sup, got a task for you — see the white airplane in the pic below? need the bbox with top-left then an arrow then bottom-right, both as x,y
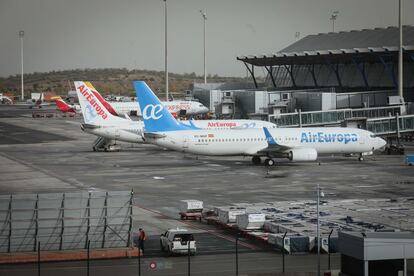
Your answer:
81,82 -> 209,117
108,100 -> 209,117
134,80 -> 387,165
26,93 -> 53,109
74,81 -> 277,151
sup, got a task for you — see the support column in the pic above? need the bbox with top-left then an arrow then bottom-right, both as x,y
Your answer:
326,60 -> 343,91
127,190 -> 133,247
364,260 -> 369,276
59,193 -> 65,250
85,192 -> 91,249
34,194 -> 39,251
377,54 -> 398,89
307,64 -> 319,87
284,64 -> 297,87
243,62 -> 258,88
352,57 -> 369,88
7,195 -> 12,253
264,66 -> 277,88
102,192 -> 108,248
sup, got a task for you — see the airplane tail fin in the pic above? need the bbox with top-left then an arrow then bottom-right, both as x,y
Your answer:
55,99 -> 73,113
75,81 -> 126,125
84,82 -> 119,116
133,81 -> 197,132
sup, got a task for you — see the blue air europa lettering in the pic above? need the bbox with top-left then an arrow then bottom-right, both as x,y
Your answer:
301,132 -> 358,144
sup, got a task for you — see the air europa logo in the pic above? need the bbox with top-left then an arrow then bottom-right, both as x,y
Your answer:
78,85 -> 108,120
143,104 -> 163,120
301,132 -> 358,144
207,122 -> 237,128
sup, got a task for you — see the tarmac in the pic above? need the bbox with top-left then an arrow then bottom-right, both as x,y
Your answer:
0,105 -> 413,275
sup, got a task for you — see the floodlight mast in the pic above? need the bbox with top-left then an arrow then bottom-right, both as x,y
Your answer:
163,0 -> 168,101
19,30 -> 25,100
330,11 -> 339,32
398,0 -> 404,101
200,10 -> 207,84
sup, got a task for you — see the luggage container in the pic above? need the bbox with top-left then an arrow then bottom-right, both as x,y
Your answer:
236,213 -> 266,230
218,207 -> 246,224
263,220 -> 296,234
268,233 -> 311,253
179,200 -> 203,220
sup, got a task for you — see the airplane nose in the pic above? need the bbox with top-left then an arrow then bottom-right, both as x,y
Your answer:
378,138 -> 387,149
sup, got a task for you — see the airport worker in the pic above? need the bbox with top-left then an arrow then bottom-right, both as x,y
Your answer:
138,228 -> 146,253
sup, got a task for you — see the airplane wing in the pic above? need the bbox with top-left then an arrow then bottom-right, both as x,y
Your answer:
255,127 -> 292,155
143,132 -> 166,139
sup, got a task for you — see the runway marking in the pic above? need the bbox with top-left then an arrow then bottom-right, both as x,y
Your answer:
134,203 -> 259,250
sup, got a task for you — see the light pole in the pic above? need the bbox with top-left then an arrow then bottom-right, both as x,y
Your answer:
163,0 -> 168,101
200,10 -> 207,84
398,0 -> 404,101
19,30 -> 24,100
316,184 -> 324,276
329,11 -> 339,32
294,32 -> 300,41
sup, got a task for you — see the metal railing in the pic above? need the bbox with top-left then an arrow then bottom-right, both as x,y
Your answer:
367,115 -> 414,135
0,191 -> 133,253
269,106 -> 404,127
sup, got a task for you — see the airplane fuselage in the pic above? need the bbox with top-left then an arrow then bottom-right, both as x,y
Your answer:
109,100 -> 208,116
82,119 -> 277,144
145,127 -> 385,157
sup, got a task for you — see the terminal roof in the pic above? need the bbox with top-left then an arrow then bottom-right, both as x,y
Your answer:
237,26 -> 414,66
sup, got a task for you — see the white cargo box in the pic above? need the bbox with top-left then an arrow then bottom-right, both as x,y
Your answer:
179,200 -> 203,213
218,208 -> 246,224
264,221 -> 295,234
268,233 -> 312,253
236,213 -> 266,230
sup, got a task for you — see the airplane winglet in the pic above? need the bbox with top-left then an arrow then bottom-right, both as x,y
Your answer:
263,127 -> 277,145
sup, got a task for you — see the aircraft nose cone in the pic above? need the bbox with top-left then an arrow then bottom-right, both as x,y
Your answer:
378,138 -> 387,149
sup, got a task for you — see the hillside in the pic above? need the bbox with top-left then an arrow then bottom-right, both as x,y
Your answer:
0,68 -> 253,98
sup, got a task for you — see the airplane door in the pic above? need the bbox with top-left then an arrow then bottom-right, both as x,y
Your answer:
114,129 -> 120,140
359,134 -> 365,144
183,136 -> 190,150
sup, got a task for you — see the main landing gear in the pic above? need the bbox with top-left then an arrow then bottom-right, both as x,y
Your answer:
251,156 -> 275,166
252,156 -> 261,165
358,154 -> 364,162
264,158 -> 275,166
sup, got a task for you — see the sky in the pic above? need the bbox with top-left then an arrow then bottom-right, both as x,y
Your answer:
0,0 -> 413,78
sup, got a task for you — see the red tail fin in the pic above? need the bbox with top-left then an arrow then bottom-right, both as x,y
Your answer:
55,99 -> 75,113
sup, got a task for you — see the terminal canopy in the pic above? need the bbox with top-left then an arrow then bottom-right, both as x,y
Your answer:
237,26 -> 414,94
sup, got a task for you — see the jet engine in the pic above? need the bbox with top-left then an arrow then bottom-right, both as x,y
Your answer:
288,148 -> 318,161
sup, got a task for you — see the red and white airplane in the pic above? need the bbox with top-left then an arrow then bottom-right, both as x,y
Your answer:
54,98 -> 81,113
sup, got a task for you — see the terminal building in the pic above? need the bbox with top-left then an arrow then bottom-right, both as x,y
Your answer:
192,26 -> 414,138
